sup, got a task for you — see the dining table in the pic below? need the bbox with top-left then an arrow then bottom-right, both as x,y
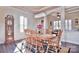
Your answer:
25,33 -> 60,52
24,29 -> 63,53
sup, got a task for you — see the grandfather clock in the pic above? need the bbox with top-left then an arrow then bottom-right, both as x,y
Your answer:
5,15 -> 14,44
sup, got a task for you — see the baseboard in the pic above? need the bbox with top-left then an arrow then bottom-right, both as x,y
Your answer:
61,40 -> 79,45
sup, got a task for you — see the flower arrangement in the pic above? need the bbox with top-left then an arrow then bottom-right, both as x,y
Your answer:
37,24 -> 43,29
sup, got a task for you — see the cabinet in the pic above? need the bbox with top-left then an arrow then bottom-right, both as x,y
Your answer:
5,15 -> 14,44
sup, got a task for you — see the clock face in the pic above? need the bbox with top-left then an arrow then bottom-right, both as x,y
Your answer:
7,20 -> 12,25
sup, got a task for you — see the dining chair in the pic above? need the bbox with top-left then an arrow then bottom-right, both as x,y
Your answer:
47,36 -> 61,53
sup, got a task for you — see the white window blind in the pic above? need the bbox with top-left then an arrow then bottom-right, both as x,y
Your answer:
24,17 -> 27,29
20,16 -> 24,32
20,16 -> 27,32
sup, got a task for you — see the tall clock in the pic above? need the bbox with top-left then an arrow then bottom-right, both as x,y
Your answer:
5,15 -> 14,44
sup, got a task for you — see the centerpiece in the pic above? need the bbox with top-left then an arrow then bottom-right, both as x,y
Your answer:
37,24 -> 43,34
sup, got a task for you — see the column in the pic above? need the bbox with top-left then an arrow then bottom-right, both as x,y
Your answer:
60,6 -> 65,30
60,6 -> 65,46
43,13 -> 47,34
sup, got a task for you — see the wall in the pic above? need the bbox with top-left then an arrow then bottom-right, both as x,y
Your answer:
47,14 -> 55,29
62,12 -> 79,45
61,31 -> 79,45
0,7 -> 34,44
66,12 -> 79,30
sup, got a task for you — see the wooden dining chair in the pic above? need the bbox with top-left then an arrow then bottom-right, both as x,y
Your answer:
36,36 -> 43,53
47,36 -> 61,53
24,29 -> 37,49
59,47 -> 71,53
46,29 -> 53,34
30,30 -> 37,34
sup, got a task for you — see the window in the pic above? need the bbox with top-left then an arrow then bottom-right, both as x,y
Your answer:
54,20 -> 61,30
24,17 -> 27,29
20,16 -> 27,32
53,19 -> 72,30
65,20 -> 72,31
65,20 -> 68,30
20,16 -> 24,32
69,20 -> 72,30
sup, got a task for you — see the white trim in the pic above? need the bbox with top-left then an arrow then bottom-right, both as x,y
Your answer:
34,12 -> 46,18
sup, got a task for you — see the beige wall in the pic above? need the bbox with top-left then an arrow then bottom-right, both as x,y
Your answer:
65,12 -> 79,19
65,12 -> 79,30
0,7 -> 34,44
47,14 -> 58,30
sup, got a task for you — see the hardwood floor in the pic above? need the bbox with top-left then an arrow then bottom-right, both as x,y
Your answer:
61,42 -> 79,53
0,39 -> 79,53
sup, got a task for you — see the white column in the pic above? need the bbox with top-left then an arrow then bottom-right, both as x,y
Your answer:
43,13 -> 47,34
60,6 -> 65,46
60,6 -> 65,30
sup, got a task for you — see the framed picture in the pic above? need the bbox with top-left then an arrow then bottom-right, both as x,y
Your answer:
75,18 -> 79,25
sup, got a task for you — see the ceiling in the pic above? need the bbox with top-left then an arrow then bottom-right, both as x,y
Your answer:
65,6 -> 79,14
12,6 -> 58,14
11,6 -> 79,16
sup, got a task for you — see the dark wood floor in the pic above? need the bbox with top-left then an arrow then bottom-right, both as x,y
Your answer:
0,39 -> 79,53
61,42 -> 79,53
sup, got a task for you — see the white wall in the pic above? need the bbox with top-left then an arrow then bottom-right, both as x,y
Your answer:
0,7 -> 34,44
63,11 -> 79,45
61,31 -> 79,45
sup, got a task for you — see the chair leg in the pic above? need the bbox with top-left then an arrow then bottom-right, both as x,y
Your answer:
68,48 -> 71,53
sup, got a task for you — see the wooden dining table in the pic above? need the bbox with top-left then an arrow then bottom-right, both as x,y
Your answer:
24,29 -> 63,52
25,33 -> 62,53
26,34 -> 58,47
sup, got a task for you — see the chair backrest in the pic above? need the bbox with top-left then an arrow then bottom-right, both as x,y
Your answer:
30,30 -> 37,34
48,36 -> 60,48
57,30 -> 63,38
59,47 -> 70,53
24,29 -> 37,34
46,29 -> 53,34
